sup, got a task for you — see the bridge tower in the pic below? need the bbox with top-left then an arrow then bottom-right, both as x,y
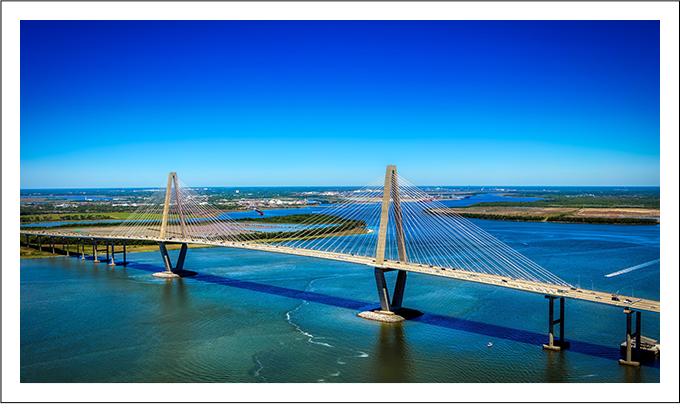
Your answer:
360,165 -> 419,322
153,172 -> 196,278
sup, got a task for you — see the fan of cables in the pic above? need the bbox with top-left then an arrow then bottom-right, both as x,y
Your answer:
110,172 -> 570,287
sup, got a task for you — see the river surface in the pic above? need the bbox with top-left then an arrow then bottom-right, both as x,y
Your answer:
20,205 -> 660,383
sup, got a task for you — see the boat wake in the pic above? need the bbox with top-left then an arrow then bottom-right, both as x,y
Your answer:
604,259 -> 660,278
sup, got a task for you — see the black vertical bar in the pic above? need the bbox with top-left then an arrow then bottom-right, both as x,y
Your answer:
559,297 -> 565,343
374,268 -> 391,312
635,311 -> 642,359
123,240 -> 127,265
391,270 -> 407,310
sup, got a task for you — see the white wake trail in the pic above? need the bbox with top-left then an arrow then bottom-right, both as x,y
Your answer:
604,259 -> 660,278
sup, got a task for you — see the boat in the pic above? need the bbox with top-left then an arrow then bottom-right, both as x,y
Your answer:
488,342 -> 493,348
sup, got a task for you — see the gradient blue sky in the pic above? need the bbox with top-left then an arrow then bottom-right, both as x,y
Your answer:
20,20 -> 660,188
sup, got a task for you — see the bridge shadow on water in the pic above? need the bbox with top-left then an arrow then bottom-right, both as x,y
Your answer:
125,261 -> 659,369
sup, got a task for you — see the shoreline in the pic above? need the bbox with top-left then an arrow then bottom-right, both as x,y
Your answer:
426,206 -> 661,225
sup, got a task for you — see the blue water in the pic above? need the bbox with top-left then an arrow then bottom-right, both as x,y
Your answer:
20,217 -> 660,383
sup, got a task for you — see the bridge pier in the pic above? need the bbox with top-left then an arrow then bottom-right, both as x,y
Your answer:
108,240 -> 116,266
542,296 -> 569,351
358,268 -> 420,323
374,268 -> 408,313
619,309 -> 642,367
51,237 -> 55,254
93,239 -> 100,263
109,240 -> 128,266
152,242 -> 196,278
65,238 -> 70,258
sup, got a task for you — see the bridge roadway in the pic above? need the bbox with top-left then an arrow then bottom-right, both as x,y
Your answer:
21,229 -> 661,314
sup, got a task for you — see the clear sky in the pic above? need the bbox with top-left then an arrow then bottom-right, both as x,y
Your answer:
20,20 -> 660,188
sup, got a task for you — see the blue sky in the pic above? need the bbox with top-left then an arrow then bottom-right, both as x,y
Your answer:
20,20 -> 660,188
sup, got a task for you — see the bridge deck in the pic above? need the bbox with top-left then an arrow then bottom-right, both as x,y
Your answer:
20,229 -> 660,313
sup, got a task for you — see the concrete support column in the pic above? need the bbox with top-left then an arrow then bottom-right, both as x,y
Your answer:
619,309 -> 641,366
159,242 -> 189,272
153,242 -> 194,278
109,240 -> 116,266
374,268 -> 392,312
123,240 -> 127,266
359,266 -> 418,323
542,296 -> 569,351
391,270 -> 408,311
51,237 -> 55,254
81,239 -> 85,260
106,240 -> 110,262
93,239 -> 100,263
38,236 -> 41,251
373,268 -> 408,313
66,238 -> 70,258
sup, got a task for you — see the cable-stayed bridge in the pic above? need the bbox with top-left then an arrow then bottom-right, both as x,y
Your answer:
20,166 -> 660,366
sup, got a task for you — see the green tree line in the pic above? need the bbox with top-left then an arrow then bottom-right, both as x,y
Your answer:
20,214 -> 120,223
472,195 -> 659,209
426,209 -> 658,225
